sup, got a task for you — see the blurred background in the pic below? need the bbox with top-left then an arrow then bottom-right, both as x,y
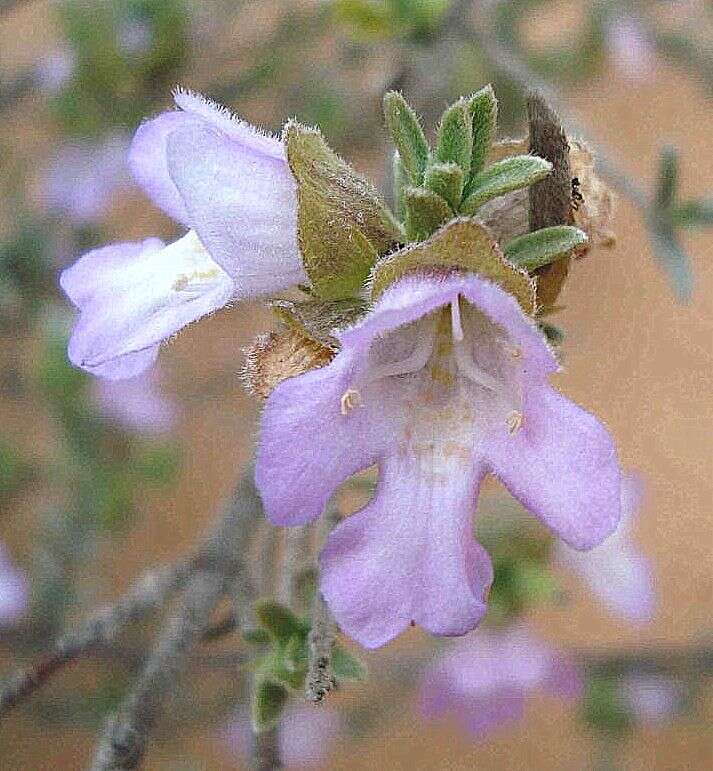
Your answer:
0,0 -> 711,768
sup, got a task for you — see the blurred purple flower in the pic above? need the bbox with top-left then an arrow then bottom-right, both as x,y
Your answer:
557,474 -> 655,622
35,45 -> 76,94
60,89 -> 304,380
90,368 -> 177,435
224,705 -> 340,768
39,133 -> 132,225
420,626 -> 581,737
117,18 -> 153,56
620,673 -> 682,724
256,272 -> 623,648
606,16 -> 656,83
0,543 -> 28,625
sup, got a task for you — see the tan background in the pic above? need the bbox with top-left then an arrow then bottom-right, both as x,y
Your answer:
0,1 -> 711,769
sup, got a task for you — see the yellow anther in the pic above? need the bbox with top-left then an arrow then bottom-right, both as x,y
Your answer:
510,346 -> 522,359
340,388 -> 362,415
506,410 -> 523,435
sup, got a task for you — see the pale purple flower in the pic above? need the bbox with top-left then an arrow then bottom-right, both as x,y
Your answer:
620,674 -> 682,724
557,474 -> 654,622
256,272 -> 622,648
60,89 -> 304,380
91,368 -> 177,435
224,705 -> 340,768
606,16 -> 656,83
0,543 -> 29,625
117,18 -> 153,56
420,626 -> 581,737
40,133 -> 131,225
35,46 -> 76,94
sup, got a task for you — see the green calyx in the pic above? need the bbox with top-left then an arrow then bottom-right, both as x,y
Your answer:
370,218 -> 536,315
284,120 -> 403,301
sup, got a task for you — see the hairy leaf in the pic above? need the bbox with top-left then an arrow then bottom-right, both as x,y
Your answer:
462,155 -> 552,215
383,91 -> 429,185
504,226 -> 587,271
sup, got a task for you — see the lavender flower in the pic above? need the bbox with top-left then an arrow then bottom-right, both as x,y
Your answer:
91,368 -> 177,435
60,89 -> 305,379
224,705 -> 340,767
420,626 -> 581,737
620,674 -> 682,724
557,474 -> 654,621
35,45 -> 76,94
256,272 -> 622,648
606,16 -> 655,83
0,543 -> 28,625
39,133 -> 131,226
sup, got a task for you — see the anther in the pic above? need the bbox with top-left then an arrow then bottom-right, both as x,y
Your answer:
509,346 -> 522,359
506,410 -> 523,434
340,388 -> 362,415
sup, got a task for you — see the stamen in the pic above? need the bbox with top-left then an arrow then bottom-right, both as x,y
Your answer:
340,388 -> 362,415
453,341 -> 500,393
506,410 -> 523,434
509,346 -> 522,359
450,298 -> 464,342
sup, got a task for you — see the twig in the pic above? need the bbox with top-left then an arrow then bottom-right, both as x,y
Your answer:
305,508 -> 340,703
0,560 -> 193,717
472,0 -> 649,209
252,725 -> 282,771
89,472 -> 262,770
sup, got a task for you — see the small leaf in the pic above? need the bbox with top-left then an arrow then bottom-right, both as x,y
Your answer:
404,186 -> 453,241
647,216 -> 693,302
435,98 -> 472,178
254,600 -> 306,643
654,145 -> 679,211
285,121 -> 403,300
423,161 -> 464,211
467,84 -> 498,180
332,645 -> 366,681
370,218 -> 536,314
538,321 -> 565,346
503,226 -> 587,271
671,198 -> 713,227
462,155 -> 552,214
383,91 -> 429,185
242,628 -> 271,645
392,151 -> 408,221
252,677 -> 289,732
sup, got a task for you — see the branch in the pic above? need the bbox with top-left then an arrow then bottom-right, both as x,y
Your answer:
472,0 -> 649,209
90,473 -> 262,770
305,507 -> 339,703
0,559 -> 193,716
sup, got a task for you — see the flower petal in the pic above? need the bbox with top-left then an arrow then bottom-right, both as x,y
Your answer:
166,124 -> 305,295
319,458 -> 492,648
483,384 -> 622,549
255,353 -> 387,526
557,473 -> 654,622
129,111 -> 199,226
60,232 -> 234,379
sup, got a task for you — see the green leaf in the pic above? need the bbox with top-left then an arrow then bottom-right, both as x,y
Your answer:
252,677 -> 289,732
242,628 -> 271,645
671,198 -> 713,227
647,216 -> 693,302
392,151 -> 408,221
467,84 -> 498,179
332,645 -> 366,681
654,145 -> 679,211
503,226 -> 588,271
435,98 -> 472,178
404,186 -> 453,241
538,321 -> 565,347
285,121 -> 403,300
383,91 -> 429,185
581,674 -> 632,738
370,218 -> 535,314
423,162 -> 464,211
254,600 -> 306,643
462,155 -> 552,214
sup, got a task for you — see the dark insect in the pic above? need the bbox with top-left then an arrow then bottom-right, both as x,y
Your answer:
571,176 -> 584,211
